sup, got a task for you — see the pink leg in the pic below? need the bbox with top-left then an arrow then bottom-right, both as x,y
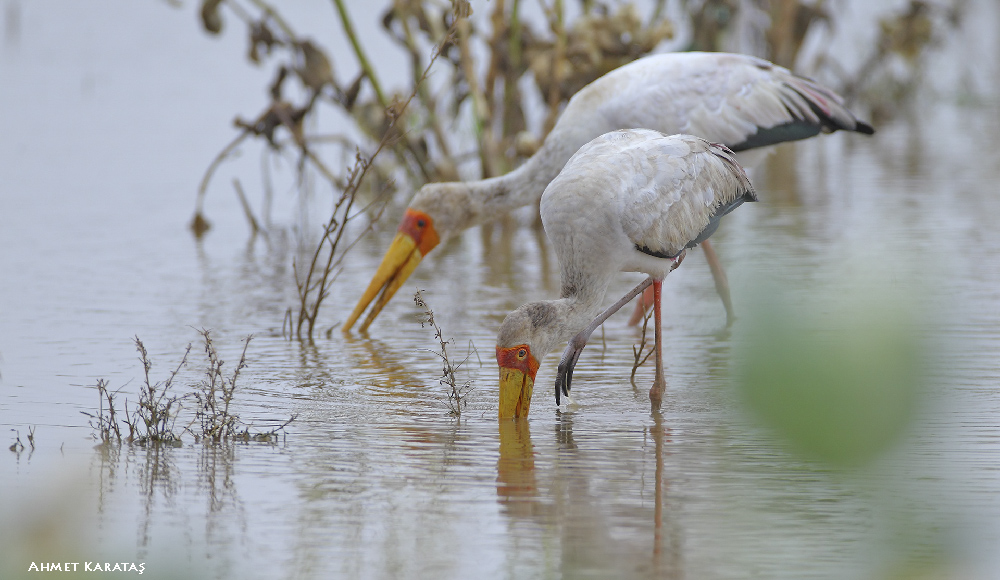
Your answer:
701,240 -> 736,327
649,278 -> 666,411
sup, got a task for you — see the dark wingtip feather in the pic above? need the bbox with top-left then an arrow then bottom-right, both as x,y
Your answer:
855,120 -> 876,135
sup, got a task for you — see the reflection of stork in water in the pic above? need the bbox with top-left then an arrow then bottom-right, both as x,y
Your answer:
496,419 -> 540,519
495,414 -> 679,574
496,131 -> 756,417
344,51 -> 874,333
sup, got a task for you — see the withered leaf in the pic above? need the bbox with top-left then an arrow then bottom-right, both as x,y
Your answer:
295,40 -> 335,93
200,0 -> 223,35
248,20 -> 281,64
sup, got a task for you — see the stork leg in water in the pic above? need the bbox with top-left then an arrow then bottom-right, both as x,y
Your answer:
650,278 -> 666,410
628,240 -> 734,328
557,253 -> 685,413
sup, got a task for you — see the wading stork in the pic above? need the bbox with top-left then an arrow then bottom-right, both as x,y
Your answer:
496,130 -> 756,418
344,51 -> 871,333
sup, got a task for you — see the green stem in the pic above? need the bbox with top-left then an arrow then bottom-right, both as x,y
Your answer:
503,0 -> 522,141
543,0 -> 566,137
331,0 -> 388,108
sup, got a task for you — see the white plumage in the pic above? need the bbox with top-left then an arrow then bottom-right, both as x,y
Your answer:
346,51 -> 871,332
496,130 -> 756,418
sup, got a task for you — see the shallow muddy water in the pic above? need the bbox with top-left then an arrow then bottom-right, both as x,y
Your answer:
3,1 -> 1000,579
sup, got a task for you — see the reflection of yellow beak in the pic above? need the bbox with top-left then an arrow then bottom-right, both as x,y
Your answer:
499,367 -> 534,419
343,232 -> 423,332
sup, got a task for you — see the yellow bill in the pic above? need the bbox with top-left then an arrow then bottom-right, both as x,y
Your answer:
497,345 -> 539,419
343,209 -> 440,332
499,367 -> 534,419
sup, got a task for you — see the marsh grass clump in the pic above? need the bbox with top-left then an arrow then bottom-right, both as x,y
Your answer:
82,339 -> 189,446
84,379 -> 123,444
192,329 -> 297,443
85,332 -> 294,446
192,329 -> 247,442
413,290 -> 477,416
132,337 -> 189,446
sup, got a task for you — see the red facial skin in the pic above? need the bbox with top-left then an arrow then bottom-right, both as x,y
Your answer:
397,208 -> 440,256
496,345 -> 540,379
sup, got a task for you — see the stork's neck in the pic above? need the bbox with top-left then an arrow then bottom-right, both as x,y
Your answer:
535,273 -> 616,359
416,126 -> 587,238
475,131 -> 581,221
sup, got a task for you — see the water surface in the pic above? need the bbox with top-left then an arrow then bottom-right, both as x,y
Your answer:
2,1 -> 1000,578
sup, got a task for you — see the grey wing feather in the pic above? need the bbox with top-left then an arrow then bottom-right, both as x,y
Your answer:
618,134 -> 755,258
572,53 -> 873,155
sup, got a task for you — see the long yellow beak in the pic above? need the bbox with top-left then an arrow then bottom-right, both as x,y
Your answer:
343,232 -> 422,332
499,367 -> 534,419
343,209 -> 439,333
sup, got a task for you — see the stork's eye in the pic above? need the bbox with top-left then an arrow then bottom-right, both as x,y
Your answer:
517,348 -> 527,359
417,219 -> 426,228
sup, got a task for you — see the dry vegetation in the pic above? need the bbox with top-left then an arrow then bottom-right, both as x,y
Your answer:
84,332 -> 295,446
413,290 -> 478,416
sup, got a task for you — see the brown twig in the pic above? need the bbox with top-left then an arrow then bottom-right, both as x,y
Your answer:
232,179 -> 263,236
292,27 -> 456,339
630,309 -> 655,388
192,130 -> 250,234
243,0 -> 297,39
413,289 -> 476,416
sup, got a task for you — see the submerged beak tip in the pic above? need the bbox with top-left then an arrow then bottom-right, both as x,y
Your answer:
498,366 -> 534,420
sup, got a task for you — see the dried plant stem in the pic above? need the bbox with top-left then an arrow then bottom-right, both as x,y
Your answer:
651,0 -> 666,23
413,290 -> 476,416
135,337 -> 189,444
630,309 -> 655,388
294,158 -> 372,339
81,380 -> 118,443
332,0 -> 435,181
243,0 -> 297,39
397,16 -> 454,176
293,29 -> 454,339
232,179 -> 263,236
483,0 -> 505,148
87,333 -> 294,445
194,131 -> 250,227
195,330 -> 250,441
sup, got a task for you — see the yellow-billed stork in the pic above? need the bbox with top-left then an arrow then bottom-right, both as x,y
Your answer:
345,51 -> 870,332
496,130 -> 756,418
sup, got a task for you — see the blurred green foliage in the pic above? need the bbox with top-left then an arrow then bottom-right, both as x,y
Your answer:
735,269 -> 925,466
